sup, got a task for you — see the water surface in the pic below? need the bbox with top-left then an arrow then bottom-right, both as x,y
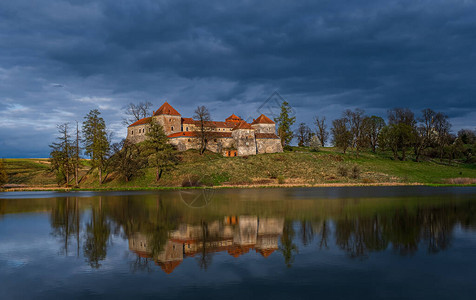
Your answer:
1,187 -> 476,299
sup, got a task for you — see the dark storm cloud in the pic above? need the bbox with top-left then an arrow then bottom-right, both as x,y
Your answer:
1,0 -> 476,157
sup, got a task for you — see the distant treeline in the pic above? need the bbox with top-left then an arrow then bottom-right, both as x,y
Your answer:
280,105 -> 475,163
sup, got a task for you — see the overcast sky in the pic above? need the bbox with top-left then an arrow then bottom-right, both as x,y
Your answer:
1,0 -> 476,157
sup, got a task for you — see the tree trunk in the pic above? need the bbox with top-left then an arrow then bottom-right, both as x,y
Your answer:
156,166 -> 160,182
99,168 -> 102,184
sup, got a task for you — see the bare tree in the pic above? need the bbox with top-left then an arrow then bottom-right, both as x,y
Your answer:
295,123 -> 313,147
314,116 -> 329,146
344,109 -> 366,155
122,101 -> 154,125
193,106 -> 214,154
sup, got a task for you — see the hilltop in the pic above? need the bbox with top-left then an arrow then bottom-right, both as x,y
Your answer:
2,147 -> 476,191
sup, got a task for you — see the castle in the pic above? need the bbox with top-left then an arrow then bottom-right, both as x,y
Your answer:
126,102 -> 283,156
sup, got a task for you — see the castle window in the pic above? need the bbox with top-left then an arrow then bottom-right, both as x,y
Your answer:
131,130 -> 134,135
171,126 -> 174,131
186,127 -> 189,131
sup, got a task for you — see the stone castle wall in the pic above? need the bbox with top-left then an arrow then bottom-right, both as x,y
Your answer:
256,138 -> 283,154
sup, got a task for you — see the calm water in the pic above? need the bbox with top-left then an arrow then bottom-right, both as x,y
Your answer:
1,187 -> 476,299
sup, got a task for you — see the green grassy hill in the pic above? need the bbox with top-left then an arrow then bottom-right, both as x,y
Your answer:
2,147 -> 476,190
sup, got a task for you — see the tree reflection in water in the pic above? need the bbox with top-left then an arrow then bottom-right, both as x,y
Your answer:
43,192 -> 476,272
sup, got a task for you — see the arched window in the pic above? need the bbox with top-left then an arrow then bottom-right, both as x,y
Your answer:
131,130 -> 134,135
171,126 -> 174,131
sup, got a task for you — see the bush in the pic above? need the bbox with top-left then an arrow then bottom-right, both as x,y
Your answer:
277,175 -> 286,184
351,165 -> 361,179
268,170 -> 278,179
310,136 -> 320,152
337,165 -> 348,177
283,145 -> 294,152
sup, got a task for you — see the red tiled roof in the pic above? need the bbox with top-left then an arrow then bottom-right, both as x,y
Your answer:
168,132 -> 197,138
181,117 -> 195,124
225,114 -> 243,123
128,117 -> 152,127
232,120 -> 253,130
255,133 -> 279,139
153,102 -> 181,116
251,114 -> 275,125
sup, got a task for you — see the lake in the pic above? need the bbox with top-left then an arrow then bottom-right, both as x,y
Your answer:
1,187 -> 476,299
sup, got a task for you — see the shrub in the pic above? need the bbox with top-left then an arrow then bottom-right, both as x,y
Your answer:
337,165 -> 348,177
268,170 -> 278,179
309,136 -> 320,152
277,175 -> 286,184
351,165 -> 361,179
283,145 -> 293,152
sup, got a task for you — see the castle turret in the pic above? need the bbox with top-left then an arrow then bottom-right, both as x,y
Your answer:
251,114 -> 276,134
152,102 -> 182,135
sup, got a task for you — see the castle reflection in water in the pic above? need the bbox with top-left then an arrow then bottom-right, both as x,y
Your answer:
129,216 -> 284,274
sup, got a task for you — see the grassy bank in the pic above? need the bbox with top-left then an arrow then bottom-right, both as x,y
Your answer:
2,147 -> 476,191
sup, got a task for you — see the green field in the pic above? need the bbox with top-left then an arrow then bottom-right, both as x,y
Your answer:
2,147 -> 476,190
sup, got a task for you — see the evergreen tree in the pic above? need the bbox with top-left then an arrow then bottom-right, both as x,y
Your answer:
49,123 -> 74,185
143,120 -> 178,181
82,109 -> 110,184
274,101 -> 296,148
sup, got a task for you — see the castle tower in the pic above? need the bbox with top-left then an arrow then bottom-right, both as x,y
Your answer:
232,121 -> 257,156
152,102 -> 182,135
225,114 -> 243,124
251,114 -> 276,133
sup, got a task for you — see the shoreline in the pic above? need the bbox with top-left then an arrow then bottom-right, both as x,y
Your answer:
1,182 -> 476,193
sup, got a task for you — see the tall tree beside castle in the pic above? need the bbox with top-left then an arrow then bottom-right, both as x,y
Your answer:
82,109 -> 110,184
49,123 -> 74,185
193,106 -> 213,154
275,101 -> 296,148
0,159 -> 8,186
143,120 -> 177,181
